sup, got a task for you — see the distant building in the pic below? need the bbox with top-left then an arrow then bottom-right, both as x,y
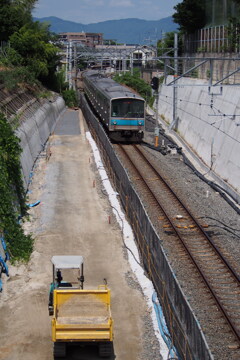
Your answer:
132,45 -> 156,66
58,32 -> 87,45
86,33 -> 103,47
95,44 -> 157,68
58,32 -> 103,47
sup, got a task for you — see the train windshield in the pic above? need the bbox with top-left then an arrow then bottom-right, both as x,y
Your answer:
111,99 -> 144,118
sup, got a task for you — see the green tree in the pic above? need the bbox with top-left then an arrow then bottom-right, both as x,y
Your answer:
0,0 -> 37,42
173,0 -> 206,34
9,21 -> 60,80
158,32 -> 174,56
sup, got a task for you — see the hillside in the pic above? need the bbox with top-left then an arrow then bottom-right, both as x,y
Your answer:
34,16 -> 178,44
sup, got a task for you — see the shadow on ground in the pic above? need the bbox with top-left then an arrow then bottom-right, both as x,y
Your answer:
55,343 -> 116,360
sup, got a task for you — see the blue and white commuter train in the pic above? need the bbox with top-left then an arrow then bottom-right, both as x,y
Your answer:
83,71 -> 145,142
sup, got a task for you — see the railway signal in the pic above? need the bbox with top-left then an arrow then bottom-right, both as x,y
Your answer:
151,77 -> 160,147
151,77 -> 159,90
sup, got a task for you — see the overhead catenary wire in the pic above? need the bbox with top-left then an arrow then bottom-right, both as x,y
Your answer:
147,102 -> 240,213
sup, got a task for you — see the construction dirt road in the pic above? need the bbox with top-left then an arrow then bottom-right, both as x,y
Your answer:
0,109 -> 161,360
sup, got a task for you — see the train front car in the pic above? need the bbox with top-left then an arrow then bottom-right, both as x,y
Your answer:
83,71 -> 145,143
110,94 -> 145,142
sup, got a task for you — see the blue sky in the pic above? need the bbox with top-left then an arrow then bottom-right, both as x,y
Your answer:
33,0 -> 180,24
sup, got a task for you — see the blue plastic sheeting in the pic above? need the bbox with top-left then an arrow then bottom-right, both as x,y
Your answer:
0,256 -> 9,276
27,200 -> 41,207
0,236 -> 9,260
0,236 -> 10,292
152,292 -> 181,360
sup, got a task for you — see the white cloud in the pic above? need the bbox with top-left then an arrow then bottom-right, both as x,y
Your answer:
109,0 -> 134,8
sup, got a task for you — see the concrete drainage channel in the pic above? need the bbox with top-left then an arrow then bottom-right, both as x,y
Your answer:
79,93 -> 213,360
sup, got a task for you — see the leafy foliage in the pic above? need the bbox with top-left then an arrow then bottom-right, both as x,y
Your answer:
157,31 -> 183,57
0,0 -> 36,42
0,67 -> 37,90
9,22 -> 60,80
62,89 -> 78,108
0,3 -> 61,91
113,70 -> 154,106
158,32 -> 175,57
0,113 -> 33,261
226,17 -> 240,52
173,0 -> 206,34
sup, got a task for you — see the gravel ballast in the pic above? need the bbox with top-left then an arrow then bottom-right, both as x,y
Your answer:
121,117 -> 240,360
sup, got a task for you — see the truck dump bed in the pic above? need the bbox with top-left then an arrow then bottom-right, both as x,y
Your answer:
52,288 -> 113,342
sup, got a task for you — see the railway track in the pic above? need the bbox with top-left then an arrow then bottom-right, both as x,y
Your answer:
115,143 -> 240,347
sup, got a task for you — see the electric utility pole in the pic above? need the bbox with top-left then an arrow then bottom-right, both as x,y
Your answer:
170,33 -> 178,129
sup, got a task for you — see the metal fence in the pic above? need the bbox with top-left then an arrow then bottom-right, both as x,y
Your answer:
184,26 -> 228,53
184,24 -> 240,54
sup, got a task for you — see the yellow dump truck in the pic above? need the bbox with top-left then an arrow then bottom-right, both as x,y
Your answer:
49,256 -> 113,358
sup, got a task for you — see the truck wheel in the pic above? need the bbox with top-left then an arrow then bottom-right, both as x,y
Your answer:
99,342 -> 113,358
48,306 -> 54,316
53,342 -> 66,358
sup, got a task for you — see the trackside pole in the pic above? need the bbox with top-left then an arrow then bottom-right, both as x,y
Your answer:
155,90 -> 159,147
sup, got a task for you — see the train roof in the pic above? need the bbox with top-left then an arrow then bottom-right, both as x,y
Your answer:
83,71 -> 144,101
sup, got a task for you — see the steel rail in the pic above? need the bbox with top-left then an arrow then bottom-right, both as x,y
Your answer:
117,143 -> 240,344
134,144 -> 240,284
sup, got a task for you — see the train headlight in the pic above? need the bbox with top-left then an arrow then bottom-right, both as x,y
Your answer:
113,121 -> 117,125
138,121 -> 142,125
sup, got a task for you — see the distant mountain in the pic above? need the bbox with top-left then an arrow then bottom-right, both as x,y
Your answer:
34,16 -> 178,44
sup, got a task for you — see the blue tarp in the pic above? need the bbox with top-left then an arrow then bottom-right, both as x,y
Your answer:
152,291 -> 181,359
0,235 -> 10,292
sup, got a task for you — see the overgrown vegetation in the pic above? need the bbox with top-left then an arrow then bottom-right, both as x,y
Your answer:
113,69 -> 154,107
0,0 -> 62,92
0,0 -> 61,262
62,89 -> 78,108
0,66 -> 37,90
0,113 -> 33,262
226,17 -> 240,52
157,31 -> 183,57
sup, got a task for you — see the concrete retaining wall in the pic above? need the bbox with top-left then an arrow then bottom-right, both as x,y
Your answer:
157,76 -> 240,199
16,96 -> 65,187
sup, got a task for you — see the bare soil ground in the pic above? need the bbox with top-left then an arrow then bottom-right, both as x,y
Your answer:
0,109 -> 160,360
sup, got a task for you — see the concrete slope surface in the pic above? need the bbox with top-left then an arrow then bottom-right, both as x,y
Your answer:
0,109 -> 161,360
